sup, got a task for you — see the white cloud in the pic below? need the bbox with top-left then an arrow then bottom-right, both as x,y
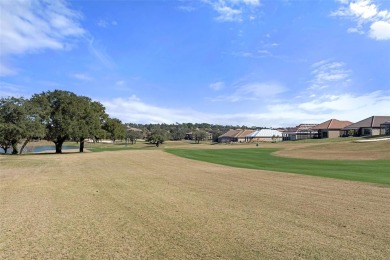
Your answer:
102,95 -> 209,124
100,90 -> 390,127
97,20 -> 108,28
71,73 -> 92,81
0,0 -> 85,76
0,63 -> 17,77
369,20 -> 390,40
215,5 -> 243,22
209,81 -> 225,91
116,80 -> 126,86
203,0 -> 260,22
178,5 -> 197,12
0,82 -> 28,98
86,37 -> 116,69
332,0 -> 390,40
309,60 -> 351,90
97,19 -> 118,28
211,81 -> 286,102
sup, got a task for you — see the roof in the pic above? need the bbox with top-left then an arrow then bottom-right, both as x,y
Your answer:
312,119 -> 353,130
343,116 -> 390,130
236,129 -> 255,138
219,129 -> 241,138
247,129 -> 283,137
283,124 -> 317,133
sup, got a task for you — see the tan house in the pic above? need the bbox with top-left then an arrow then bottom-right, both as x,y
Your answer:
343,116 -> 390,136
236,129 -> 255,142
312,119 -> 353,138
218,129 -> 254,143
380,121 -> 390,135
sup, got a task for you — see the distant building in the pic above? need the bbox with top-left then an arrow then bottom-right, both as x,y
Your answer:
380,121 -> 390,135
312,119 -> 353,138
343,116 -> 390,136
246,129 -> 283,142
218,129 -> 255,143
282,124 -> 318,141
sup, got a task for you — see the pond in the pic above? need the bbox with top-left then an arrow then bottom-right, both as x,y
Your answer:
1,146 -> 78,154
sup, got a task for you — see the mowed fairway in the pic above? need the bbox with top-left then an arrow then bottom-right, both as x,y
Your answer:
1,149 -> 390,259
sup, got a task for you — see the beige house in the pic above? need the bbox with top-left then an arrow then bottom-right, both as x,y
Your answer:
380,121 -> 390,135
218,129 -> 254,143
312,119 -> 353,138
343,116 -> 390,136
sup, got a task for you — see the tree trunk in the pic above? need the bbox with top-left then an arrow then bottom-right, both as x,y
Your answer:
20,139 -> 30,154
79,138 -> 85,153
11,141 -> 18,155
55,140 -> 64,154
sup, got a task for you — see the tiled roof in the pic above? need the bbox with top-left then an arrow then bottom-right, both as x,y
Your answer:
236,129 -> 255,138
343,116 -> 390,129
312,119 -> 352,130
219,129 -> 241,138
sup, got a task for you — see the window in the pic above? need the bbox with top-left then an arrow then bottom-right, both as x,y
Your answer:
363,128 -> 371,136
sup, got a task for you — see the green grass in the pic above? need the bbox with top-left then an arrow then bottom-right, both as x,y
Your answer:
166,148 -> 390,185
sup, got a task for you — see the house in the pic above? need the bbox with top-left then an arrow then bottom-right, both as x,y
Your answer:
311,119 -> 353,138
185,131 -> 213,141
282,124 -> 318,141
380,121 -> 390,135
218,129 -> 254,143
218,129 -> 241,143
236,129 -> 255,142
343,116 -> 390,136
246,129 -> 283,142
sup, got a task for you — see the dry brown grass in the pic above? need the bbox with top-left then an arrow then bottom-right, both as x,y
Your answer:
273,139 -> 390,160
1,149 -> 389,259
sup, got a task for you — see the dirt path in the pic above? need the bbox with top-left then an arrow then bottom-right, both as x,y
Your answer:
1,150 -> 389,259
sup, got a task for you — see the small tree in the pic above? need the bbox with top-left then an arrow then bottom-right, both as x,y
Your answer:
103,118 -> 126,143
193,130 -> 208,144
126,130 -> 143,144
71,98 -> 107,152
146,129 -> 167,147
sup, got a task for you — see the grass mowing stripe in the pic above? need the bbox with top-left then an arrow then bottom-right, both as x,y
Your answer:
166,148 -> 390,185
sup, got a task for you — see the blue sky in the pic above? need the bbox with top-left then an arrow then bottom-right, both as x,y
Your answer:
1,0 -> 389,127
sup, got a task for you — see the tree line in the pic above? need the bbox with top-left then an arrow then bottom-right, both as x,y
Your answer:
1,90 -> 258,154
0,90 -> 126,154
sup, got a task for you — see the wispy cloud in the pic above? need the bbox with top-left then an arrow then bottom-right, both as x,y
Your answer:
309,60 -> 351,90
0,63 -> 17,77
71,73 -> 93,81
101,90 -> 390,127
209,81 -> 225,91
332,0 -> 390,40
116,80 -> 126,87
85,36 -> 116,69
178,5 -> 197,12
102,95 -> 208,124
211,81 -> 286,102
0,82 -> 29,98
0,0 -> 85,76
203,0 -> 260,22
97,19 -> 118,28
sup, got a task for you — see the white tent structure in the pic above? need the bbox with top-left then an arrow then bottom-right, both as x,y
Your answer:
246,129 -> 283,142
